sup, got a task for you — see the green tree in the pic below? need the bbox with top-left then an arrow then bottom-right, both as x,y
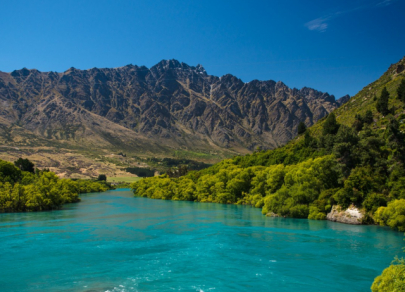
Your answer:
14,158 -> 35,173
0,157 -> 112,212
363,110 -> 374,125
398,79 -> 405,103
308,206 -> 326,220
374,199 -> 405,231
97,174 -> 107,181
304,131 -> 314,147
371,257 -> 405,292
352,114 -> 364,131
376,87 -> 390,116
0,160 -> 22,183
297,122 -> 307,135
385,118 -> 405,162
322,112 -> 340,135
340,166 -> 382,206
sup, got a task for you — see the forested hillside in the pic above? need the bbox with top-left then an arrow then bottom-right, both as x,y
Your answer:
132,57 -> 405,230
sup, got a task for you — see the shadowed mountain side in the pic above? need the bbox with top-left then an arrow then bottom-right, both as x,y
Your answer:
0,60 -> 349,158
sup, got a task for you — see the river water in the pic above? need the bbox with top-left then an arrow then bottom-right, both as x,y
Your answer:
0,189 -> 403,292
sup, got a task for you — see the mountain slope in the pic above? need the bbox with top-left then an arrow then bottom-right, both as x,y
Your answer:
132,56 -> 405,229
0,60 -> 348,159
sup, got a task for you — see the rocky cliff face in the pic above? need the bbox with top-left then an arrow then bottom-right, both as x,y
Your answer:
0,59 -> 349,156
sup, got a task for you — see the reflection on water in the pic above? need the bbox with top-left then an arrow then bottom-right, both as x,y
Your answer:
0,189 -> 403,292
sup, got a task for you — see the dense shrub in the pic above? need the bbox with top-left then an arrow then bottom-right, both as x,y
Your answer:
0,159 -> 112,212
374,199 -> 405,231
371,257 -> 405,292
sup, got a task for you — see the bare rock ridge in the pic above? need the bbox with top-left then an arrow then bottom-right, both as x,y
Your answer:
0,59 -> 350,156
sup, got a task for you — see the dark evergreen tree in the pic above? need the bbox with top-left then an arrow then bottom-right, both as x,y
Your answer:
14,158 -> 35,173
97,174 -> 107,181
376,87 -> 390,115
304,131 -> 314,147
385,118 -> 405,162
363,110 -> 374,125
297,122 -> 307,135
397,79 -> 405,103
0,160 -> 22,183
322,112 -> 340,135
353,114 -> 364,131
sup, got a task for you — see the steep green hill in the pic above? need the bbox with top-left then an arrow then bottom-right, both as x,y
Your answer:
132,56 -> 405,230
313,57 -> 405,135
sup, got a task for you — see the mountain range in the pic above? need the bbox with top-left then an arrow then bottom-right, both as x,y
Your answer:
0,59 -> 349,159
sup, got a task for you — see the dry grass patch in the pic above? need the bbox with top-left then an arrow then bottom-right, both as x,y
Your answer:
107,176 -> 142,183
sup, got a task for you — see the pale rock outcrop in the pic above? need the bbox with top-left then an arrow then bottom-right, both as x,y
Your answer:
265,212 -> 279,217
327,205 -> 364,225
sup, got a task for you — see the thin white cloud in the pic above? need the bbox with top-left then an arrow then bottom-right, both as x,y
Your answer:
305,17 -> 330,32
377,0 -> 394,6
305,0 -> 396,32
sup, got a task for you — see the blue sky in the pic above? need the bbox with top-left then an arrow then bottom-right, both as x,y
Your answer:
0,0 -> 404,98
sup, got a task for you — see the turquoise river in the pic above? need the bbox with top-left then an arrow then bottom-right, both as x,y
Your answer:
0,189 -> 403,292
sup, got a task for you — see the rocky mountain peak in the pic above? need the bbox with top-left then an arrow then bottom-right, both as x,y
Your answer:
10,68 -> 31,78
194,64 -> 207,75
153,59 -> 183,70
337,94 -> 351,106
0,59 -> 350,155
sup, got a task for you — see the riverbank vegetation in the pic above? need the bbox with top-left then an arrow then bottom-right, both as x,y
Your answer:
0,159 -> 113,212
372,256 -> 405,291
129,63 -> 405,290
132,62 -> 405,231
